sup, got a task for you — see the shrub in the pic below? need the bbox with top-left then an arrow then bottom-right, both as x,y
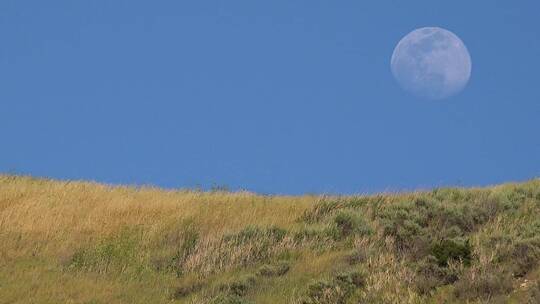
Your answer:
219,275 -> 257,297
376,202 -> 428,252
301,279 -> 345,304
300,270 -> 366,304
380,216 -> 428,255
424,190 -> 509,235
430,239 -> 472,267
334,211 -> 372,239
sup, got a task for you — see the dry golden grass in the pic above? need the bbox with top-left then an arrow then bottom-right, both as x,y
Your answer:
0,175 -> 316,255
1,174 -> 539,304
0,175 -> 324,303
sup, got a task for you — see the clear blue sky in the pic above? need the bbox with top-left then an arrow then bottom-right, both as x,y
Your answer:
1,1 -> 539,194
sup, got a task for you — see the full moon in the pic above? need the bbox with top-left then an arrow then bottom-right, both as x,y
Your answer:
391,27 -> 472,100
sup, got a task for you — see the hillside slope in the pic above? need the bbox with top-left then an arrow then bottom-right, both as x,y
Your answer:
1,175 -> 539,303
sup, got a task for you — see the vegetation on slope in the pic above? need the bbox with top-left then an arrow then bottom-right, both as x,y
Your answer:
1,175 -> 540,303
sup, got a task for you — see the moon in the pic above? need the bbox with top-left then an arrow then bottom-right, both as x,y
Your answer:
391,27 -> 472,100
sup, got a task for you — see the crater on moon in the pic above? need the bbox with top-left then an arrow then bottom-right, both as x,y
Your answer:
391,27 -> 472,100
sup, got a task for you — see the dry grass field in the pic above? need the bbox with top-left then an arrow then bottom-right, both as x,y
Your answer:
1,175 -> 539,303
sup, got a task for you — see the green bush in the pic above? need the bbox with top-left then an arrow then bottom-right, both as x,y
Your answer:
374,194 -> 501,260
380,216 -> 427,254
333,211 -> 372,239
300,270 -> 366,304
430,239 -> 472,267
219,275 -> 257,297
301,279 -> 345,304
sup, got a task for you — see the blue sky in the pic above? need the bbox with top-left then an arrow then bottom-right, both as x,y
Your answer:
1,1 -> 539,194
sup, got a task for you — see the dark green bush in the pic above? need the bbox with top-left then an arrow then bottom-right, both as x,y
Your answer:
430,239 -> 472,267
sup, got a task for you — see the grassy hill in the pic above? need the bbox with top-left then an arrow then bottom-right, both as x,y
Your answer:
1,175 -> 540,303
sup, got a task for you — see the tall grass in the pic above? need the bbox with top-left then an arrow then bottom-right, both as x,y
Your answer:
1,175 -> 539,303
